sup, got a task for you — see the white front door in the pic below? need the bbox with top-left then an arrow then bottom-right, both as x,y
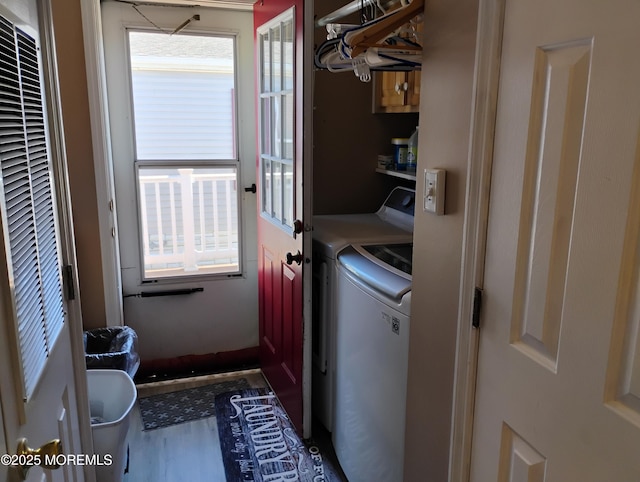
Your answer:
471,0 -> 640,479
0,0 -> 86,481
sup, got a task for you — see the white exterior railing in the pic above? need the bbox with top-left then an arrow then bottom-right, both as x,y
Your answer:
138,168 -> 239,276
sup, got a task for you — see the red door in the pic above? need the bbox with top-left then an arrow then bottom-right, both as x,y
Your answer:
254,0 -> 309,435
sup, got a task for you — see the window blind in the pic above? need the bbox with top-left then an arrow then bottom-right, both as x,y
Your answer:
0,14 -> 64,400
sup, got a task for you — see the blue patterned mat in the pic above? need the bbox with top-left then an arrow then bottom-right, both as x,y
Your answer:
138,378 -> 251,430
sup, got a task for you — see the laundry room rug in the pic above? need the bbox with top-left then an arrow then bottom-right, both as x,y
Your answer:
138,378 -> 250,430
215,387 -> 346,482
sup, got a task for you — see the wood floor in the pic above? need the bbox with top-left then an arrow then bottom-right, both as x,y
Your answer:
123,369 -> 268,482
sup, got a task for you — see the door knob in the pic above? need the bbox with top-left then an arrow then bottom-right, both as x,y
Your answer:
286,250 -> 303,265
15,438 -> 63,480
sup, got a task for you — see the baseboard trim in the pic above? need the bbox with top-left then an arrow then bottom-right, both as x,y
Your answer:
135,346 -> 260,383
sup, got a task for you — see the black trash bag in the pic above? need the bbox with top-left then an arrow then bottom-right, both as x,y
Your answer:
84,326 -> 140,377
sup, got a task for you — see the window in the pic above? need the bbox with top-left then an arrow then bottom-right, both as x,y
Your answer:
258,13 -> 294,229
127,31 -> 240,278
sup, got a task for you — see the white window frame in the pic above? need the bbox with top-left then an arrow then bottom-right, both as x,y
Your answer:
135,161 -> 242,279
124,27 -> 244,282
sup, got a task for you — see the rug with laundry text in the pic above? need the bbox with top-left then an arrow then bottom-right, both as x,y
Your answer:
215,387 -> 346,482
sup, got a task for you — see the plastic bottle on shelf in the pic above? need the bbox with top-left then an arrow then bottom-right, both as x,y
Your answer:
407,126 -> 419,171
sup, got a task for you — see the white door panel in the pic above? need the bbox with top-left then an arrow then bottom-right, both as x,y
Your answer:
472,0 -> 640,479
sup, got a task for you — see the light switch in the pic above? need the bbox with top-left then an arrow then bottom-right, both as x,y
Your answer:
423,169 -> 446,215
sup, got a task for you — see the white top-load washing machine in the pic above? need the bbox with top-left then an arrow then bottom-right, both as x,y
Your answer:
312,187 -> 415,432
333,242 -> 412,482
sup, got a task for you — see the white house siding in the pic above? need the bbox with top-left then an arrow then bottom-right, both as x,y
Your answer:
131,70 -> 236,160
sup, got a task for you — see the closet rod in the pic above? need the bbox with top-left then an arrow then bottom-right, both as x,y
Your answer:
315,0 -> 398,27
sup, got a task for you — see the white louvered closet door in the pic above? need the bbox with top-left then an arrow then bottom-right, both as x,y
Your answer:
0,2 -> 85,480
0,14 -> 64,400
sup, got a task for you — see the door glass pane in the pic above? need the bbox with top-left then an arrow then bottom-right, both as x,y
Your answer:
261,97 -> 271,156
261,31 -> 270,93
128,31 -> 236,160
263,158 -> 272,216
272,161 -> 283,221
283,18 -> 294,90
284,93 -> 294,160
138,165 -> 239,278
271,25 -> 281,92
272,93 -> 282,158
283,162 -> 293,227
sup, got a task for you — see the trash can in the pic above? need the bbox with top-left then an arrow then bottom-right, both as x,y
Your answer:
84,327 -> 140,378
87,369 -> 137,482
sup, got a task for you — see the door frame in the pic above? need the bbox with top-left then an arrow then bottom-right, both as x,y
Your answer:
79,3 -> 269,332
301,0 -> 313,439
78,0 -> 123,328
448,0 -> 505,480
39,1 -> 96,477
81,0 -> 313,437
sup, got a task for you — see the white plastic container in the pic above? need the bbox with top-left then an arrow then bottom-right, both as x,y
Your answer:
87,369 -> 137,482
391,138 -> 409,171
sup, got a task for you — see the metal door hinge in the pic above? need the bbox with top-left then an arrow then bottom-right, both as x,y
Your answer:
472,287 -> 483,329
63,265 -> 75,301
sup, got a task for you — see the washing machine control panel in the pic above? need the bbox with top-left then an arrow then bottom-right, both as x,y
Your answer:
381,187 -> 416,216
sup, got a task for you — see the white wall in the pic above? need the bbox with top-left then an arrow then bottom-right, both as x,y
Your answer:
51,0 -> 109,329
404,0 -> 479,479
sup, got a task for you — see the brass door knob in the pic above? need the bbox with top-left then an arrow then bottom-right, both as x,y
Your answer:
15,438 -> 63,480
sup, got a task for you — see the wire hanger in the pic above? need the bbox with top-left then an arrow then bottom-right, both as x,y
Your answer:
314,0 -> 423,82
315,0 -> 398,27
344,0 -> 424,57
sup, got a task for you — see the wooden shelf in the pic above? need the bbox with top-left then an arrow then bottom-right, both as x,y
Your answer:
376,167 -> 417,181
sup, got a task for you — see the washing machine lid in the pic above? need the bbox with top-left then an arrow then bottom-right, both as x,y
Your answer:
313,214 -> 412,259
312,187 -> 416,259
337,244 -> 412,301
